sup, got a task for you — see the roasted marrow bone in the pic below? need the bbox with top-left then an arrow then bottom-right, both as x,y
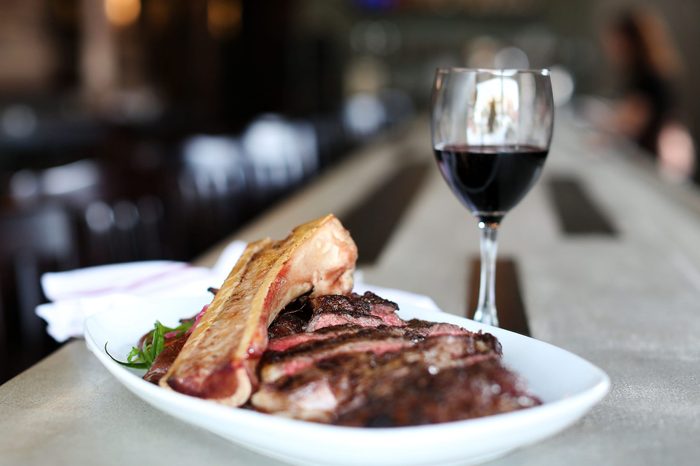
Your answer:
161,214 -> 358,406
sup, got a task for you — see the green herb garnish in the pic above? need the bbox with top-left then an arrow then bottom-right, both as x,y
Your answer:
105,319 -> 194,370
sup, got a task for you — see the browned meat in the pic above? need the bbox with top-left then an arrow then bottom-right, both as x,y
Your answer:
266,318 -> 485,353
143,332 -> 190,384
251,333 -> 513,422
335,359 -> 541,427
267,295 -> 312,340
267,312 -> 309,340
260,323 -> 499,383
306,292 -> 405,331
161,214 -> 358,406
267,325 -> 362,352
306,311 -> 385,331
403,318 -> 493,338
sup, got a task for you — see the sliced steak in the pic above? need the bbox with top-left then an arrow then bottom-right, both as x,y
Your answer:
267,295 -> 312,340
267,324 -> 361,352
266,318 -> 488,353
335,360 -> 541,427
267,312 -> 308,340
306,310 -> 385,331
261,324 -> 499,383
306,292 -> 404,331
251,334 -> 506,422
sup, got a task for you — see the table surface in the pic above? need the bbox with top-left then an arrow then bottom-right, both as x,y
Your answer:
2,110 -> 700,466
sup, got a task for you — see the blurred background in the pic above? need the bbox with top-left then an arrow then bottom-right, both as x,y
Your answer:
1,0 -> 698,382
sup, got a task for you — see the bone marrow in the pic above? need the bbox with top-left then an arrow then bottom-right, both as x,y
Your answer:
160,214 -> 357,406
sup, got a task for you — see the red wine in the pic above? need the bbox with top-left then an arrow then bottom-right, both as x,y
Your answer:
434,144 -> 547,222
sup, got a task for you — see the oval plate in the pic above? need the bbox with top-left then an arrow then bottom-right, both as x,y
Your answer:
85,291 -> 609,466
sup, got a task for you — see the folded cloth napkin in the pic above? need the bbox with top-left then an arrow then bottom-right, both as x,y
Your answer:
36,241 -> 247,342
36,240 -> 441,342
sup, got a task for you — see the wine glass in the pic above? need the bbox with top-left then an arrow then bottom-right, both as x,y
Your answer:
431,68 -> 553,327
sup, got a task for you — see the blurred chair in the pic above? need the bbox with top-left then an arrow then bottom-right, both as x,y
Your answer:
242,115 -> 319,201
81,196 -> 167,264
9,159 -> 101,210
8,159 -> 169,266
174,135 -> 251,255
0,204 -> 77,382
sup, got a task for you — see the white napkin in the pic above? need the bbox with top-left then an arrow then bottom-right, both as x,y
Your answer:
36,241 -> 247,342
36,240 -> 441,342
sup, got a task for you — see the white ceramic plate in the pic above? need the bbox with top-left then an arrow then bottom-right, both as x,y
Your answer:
84,292 -> 609,466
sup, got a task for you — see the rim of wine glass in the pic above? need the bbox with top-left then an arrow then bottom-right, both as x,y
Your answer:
435,67 -> 550,76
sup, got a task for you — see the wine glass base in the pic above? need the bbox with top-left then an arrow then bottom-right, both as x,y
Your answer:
472,308 -> 499,327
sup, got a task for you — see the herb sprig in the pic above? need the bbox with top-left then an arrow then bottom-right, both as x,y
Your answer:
105,319 -> 194,370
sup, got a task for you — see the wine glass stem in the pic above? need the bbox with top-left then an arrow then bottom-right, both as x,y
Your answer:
473,220 -> 499,327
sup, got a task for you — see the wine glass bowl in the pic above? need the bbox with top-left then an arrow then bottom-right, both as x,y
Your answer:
431,68 -> 553,326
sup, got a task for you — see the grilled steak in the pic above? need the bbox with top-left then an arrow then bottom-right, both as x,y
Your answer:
267,295 -> 311,340
306,292 -> 405,331
334,359 -> 540,427
250,288 -> 539,426
266,291 -> 409,352
267,317 -> 478,353
260,322 -> 499,383
161,214 -> 357,406
251,333 -> 525,423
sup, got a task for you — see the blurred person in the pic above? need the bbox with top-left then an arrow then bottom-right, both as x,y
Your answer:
601,8 -> 695,181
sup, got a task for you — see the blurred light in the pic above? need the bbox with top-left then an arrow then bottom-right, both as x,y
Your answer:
10,170 -> 39,200
343,93 -> 386,138
494,46 -> 529,69
242,115 -> 318,185
42,160 -> 100,195
85,202 -> 114,233
549,65 -> 575,107
104,0 -> 141,27
243,118 -> 293,167
184,136 -> 241,170
658,123 -> 696,183
183,135 -> 244,196
1,105 -> 37,138
207,0 -> 242,38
